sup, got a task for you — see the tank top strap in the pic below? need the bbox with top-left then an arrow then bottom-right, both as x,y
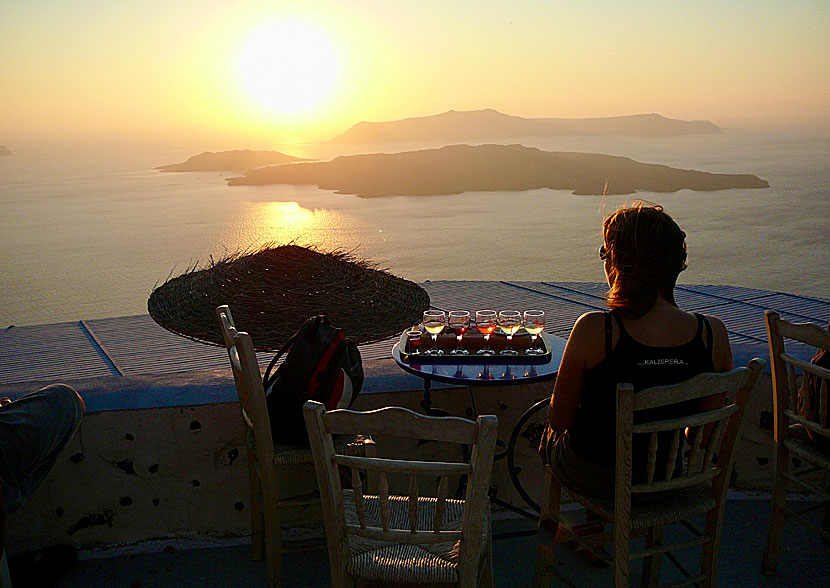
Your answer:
609,310 -> 630,339
693,313 -> 714,352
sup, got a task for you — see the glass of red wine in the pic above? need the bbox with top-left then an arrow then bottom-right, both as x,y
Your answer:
406,328 -> 422,355
448,310 -> 471,356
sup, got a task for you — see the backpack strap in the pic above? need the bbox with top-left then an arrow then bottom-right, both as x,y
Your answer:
307,331 -> 346,399
263,331 -> 299,390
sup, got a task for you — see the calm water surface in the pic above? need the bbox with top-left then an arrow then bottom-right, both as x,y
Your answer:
1,130 -> 828,326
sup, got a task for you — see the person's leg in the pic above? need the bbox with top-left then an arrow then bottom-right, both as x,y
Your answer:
0,384 -> 84,512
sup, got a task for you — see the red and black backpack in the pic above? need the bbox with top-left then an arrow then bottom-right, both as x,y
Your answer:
263,315 -> 364,445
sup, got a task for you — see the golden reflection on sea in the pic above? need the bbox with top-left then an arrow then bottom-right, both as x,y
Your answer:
226,200 -> 359,251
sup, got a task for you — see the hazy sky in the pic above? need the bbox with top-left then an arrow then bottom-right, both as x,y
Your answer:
2,0 -> 828,147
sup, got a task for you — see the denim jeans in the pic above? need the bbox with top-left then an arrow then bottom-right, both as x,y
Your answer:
0,384 -> 84,512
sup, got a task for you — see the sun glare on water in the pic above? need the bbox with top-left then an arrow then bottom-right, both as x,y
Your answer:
237,19 -> 340,115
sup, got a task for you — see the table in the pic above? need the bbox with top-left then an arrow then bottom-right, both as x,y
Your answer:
392,332 -> 567,415
393,333 -> 567,525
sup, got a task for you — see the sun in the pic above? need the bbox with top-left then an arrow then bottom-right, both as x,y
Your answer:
237,19 -> 340,115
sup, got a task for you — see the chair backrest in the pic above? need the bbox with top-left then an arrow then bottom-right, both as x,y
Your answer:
216,305 -> 275,468
765,310 -> 830,443
615,359 -> 765,508
303,401 -> 498,586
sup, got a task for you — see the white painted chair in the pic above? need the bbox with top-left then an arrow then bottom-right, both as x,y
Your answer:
216,305 -> 374,588
534,359 -> 764,588
304,401 -> 498,588
761,310 -> 830,575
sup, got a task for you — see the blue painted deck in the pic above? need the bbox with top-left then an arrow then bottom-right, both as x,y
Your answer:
2,282 -> 827,411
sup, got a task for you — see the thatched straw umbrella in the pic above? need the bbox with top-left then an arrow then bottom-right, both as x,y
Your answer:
148,244 -> 430,350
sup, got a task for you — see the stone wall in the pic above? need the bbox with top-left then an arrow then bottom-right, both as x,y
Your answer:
6,364 -> 779,553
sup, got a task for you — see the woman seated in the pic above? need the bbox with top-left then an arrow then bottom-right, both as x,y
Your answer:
542,201 -> 732,499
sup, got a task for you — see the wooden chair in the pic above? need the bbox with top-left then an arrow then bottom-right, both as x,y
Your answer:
303,401 -> 498,588
533,359 -> 765,588
216,305 -> 375,588
761,310 -> 830,575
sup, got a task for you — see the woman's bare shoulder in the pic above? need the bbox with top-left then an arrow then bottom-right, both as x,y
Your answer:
568,311 -> 608,352
572,311 -> 607,334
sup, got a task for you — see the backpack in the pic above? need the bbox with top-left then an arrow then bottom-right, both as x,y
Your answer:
263,315 -> 364,445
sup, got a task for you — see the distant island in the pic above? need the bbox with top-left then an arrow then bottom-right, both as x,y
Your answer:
156,149 -> 310,172
327,109 -> 722,144
227,144 -> 768,197
0,145 -> 10,156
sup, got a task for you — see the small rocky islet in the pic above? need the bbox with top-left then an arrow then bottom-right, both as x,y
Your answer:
156,149 -> 310,172
226,143 -> 769,197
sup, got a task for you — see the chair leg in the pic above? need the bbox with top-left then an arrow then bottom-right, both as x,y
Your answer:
761,444 -> 789,576
641,525 -> 664,588
0,549 -> 12,588
533,469 -> 561,588
247,455 -> 265,561
613,523 -> 630,588
823,501 -> 830,544
480,532 -> 495,588
533,528 -> 558,588
261,485 -> 283,588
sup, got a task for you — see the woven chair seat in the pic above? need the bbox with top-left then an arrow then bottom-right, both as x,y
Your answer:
342,491 -> 487,584
785,425 -> 830,470
247,430 -> 367,466
569,487 -> 716,530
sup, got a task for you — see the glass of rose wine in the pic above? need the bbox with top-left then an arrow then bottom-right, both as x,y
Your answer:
475,310 -> 497,355
523,310 -> 546,355
448,310 -> 470,355
422,310 -> 446,355
498,310 -> 521,356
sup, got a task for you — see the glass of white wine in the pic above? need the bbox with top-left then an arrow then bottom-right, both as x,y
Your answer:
423,310 -> 446,356
498,310 -> 521,356
523,310 -> 546,355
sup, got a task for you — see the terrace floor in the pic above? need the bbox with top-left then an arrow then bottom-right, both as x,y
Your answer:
3,281 -> 828,396
60,495 -> 828,588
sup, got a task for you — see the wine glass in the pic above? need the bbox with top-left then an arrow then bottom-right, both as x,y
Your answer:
523,310 -> 546,355
498,310 -> 521,356
475,310 -> 497,355
422,310 -> 446,355
406,327 -> 423,355
448,310 -> 470,355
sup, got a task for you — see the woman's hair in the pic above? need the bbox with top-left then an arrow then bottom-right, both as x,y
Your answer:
602,201 -> 688,318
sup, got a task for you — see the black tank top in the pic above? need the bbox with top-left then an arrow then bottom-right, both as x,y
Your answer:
568,311 -> 716,468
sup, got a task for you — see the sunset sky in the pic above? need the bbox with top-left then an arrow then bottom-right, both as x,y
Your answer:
2,0 -> 828,147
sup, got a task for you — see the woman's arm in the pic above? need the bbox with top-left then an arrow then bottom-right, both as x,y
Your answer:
548,312 -> 606,432
708,315 -> 733,373
696,314 -> 735,424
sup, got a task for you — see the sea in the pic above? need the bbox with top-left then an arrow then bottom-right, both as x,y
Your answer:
1,129 -> 828,327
